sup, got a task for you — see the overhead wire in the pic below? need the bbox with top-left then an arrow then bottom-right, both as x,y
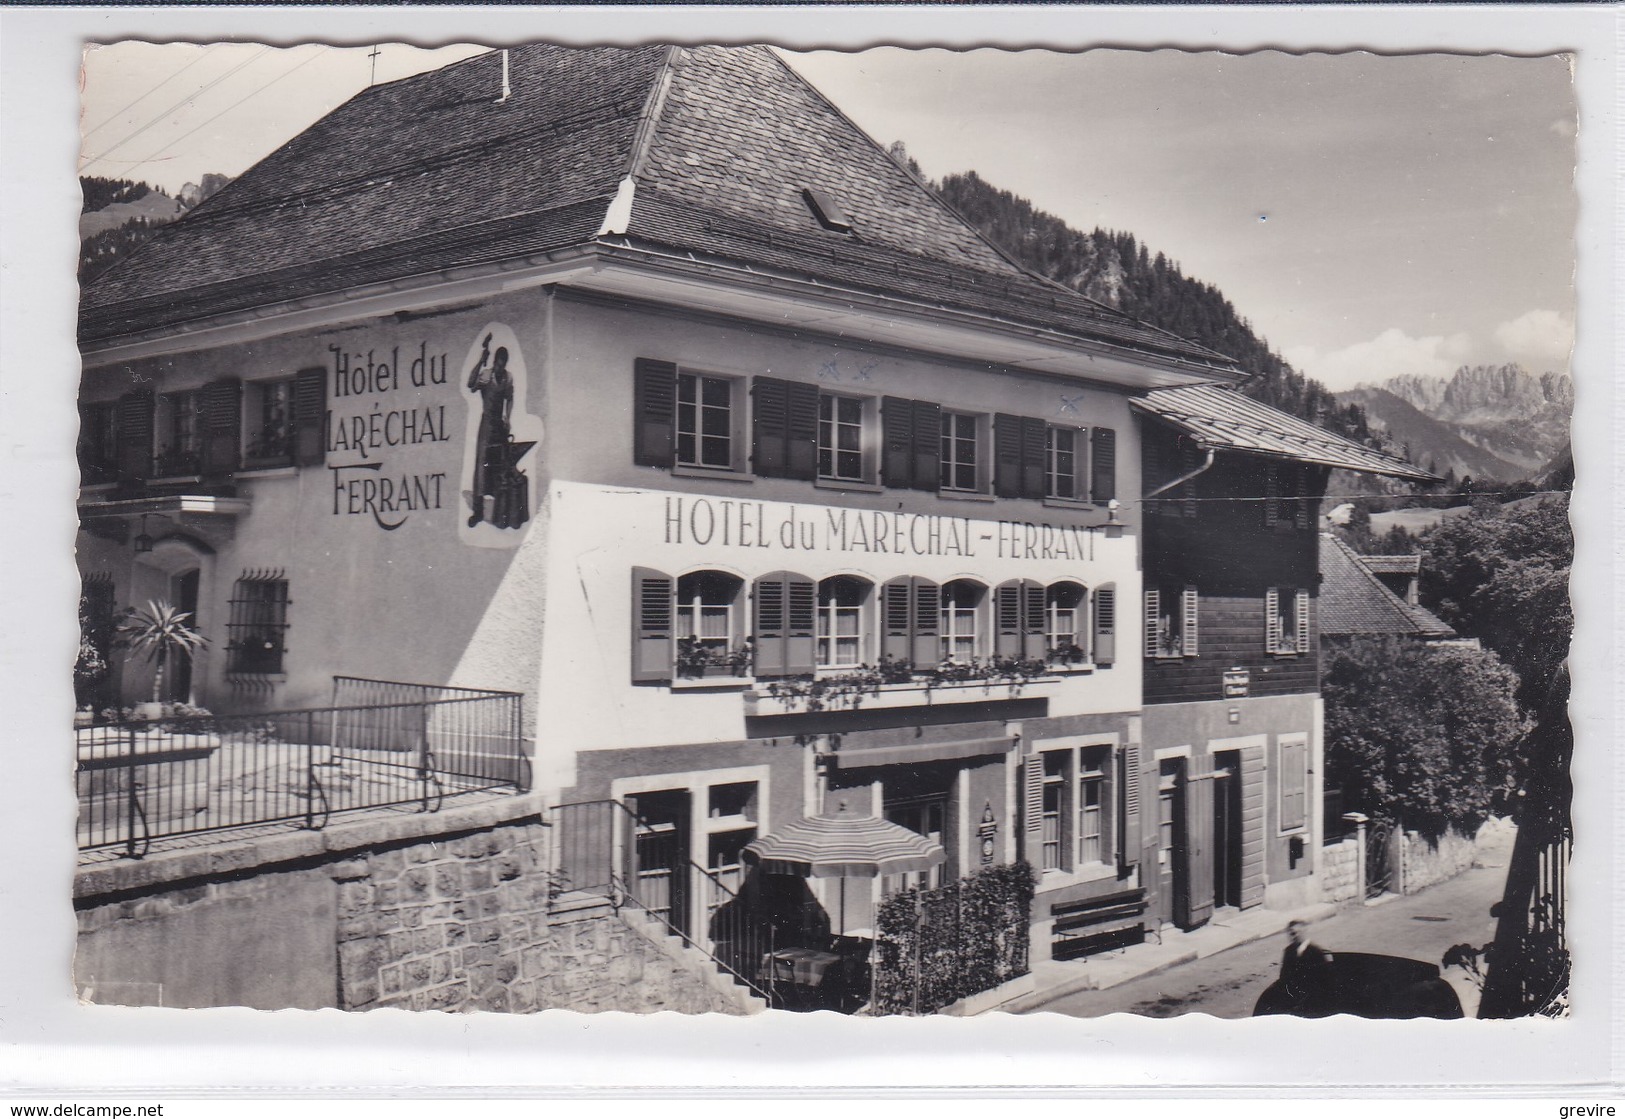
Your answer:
81,44 -> 220,143
80,44 -> 274,174
125,46 -> 331,179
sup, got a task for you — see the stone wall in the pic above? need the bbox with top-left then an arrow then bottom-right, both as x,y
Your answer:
1399,826 -> 1480,896
77,796 -> 759,1014
1320,837 -> 1361,904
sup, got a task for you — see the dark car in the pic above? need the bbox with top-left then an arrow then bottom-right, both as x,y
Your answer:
1254,952 -> 1465,1019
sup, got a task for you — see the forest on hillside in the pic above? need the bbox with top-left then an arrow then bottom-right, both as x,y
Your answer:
930,169 -> 1376,447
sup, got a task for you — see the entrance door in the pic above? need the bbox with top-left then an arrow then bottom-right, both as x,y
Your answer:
884,795 -> 947,893
1212,752 -> 1244,910
630,790 -> 691,937
169,569 -> 201,704
1156,760 -> 1187,927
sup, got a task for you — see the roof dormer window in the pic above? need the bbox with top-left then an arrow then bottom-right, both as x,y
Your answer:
802,186 -> 852,233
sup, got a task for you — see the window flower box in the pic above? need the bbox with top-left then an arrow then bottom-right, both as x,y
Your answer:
744,659 -> 1063,716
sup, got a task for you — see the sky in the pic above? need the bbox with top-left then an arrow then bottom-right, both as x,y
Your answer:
79,42 -> 1577,392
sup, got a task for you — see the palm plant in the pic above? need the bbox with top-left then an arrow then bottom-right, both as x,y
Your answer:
120,599 -> 207,706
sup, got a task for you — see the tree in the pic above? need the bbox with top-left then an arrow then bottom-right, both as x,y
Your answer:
119,599 -> 207,706
1322,637 -> 1528,839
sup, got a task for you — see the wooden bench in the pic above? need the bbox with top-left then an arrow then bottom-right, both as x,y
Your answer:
1050,888 -> 1149,961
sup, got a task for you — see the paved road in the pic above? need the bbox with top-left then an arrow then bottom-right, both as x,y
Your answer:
1025,829 -> 1512,1018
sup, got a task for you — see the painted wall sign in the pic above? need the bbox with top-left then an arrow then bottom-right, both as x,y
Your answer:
1223,667 -> 1251,698
660,495 -> 1100,563
978,801 -> 998,865
326,338 -> 455,530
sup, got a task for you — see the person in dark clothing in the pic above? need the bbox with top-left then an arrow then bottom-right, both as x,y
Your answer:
1279,918 -> 1335,1016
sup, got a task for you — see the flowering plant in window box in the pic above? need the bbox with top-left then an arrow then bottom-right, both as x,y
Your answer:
676,636 -> 753,680
757,655 -> 1052,713
1046,644 -> 1090,669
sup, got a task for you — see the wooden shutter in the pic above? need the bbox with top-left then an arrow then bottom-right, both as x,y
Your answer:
292,366 -> 327,467
911,399 -> 941,492
1117,741 -> 1141,872
1021,417 -> 1048,500
785,573 -> 817,676
1093,583 -> 1116,664
1181,586 -> 1200,657
1265,588 -> 1282,654
1090,426 -> 1116,503
753,574 -> 788,678
881,577 -> 914,664
1022,753 -> 1045,866
993,414 -> 1022,499
1022,580 -> 1047,660
1263,464 -> 1280,528
198,378 -> 241,476
881,397 -> 915,489
994,580 -> 1023,658
752,377 -> 789,477
1143,588 -> 1161,659
1294,589 -> 1311,654
1239,743 -> 1266,908
631,567 -> 674,683
1184,752 -> 1216,928
116,389 -> 154,481
1280,736 -> 1308,833
1292,468 -> 1312,530
632,359 -> 676,468
912,579 -> 941,665
785,381 -> 820,481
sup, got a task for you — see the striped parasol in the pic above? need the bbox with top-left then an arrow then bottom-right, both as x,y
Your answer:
742,800 -> 946,879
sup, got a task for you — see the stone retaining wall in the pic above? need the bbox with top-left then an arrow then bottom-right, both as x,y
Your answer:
1399,826 -> 1480,896
77,796 -> 756,1014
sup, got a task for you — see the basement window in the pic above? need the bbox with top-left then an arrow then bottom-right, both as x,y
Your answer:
802,186 -> 852,233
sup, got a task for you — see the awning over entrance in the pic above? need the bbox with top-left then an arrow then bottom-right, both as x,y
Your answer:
742,801 -> 946,879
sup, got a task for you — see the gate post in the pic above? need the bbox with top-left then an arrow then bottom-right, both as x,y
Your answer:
1343,812 -> 1368,906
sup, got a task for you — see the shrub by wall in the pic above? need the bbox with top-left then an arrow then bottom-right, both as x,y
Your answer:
872,861 -> 1035,1016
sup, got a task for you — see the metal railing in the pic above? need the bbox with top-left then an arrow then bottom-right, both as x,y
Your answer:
551,799 -> 773,1000
77,680 -> 527,858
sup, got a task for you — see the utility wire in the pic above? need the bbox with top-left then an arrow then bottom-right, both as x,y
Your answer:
80,45 -> 274,174
81,44 -> 219,143
126,46 -> 330,179
1138,489 -> 1569,504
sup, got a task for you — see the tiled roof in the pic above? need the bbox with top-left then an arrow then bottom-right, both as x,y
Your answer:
78,44 -> 1243,379
1132,384 -> 1438,481
1359,555 -> 1421,575
1319,533 -> 1456,639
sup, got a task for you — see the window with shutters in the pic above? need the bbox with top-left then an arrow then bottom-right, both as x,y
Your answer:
153,390 -> 203,477
1045,582 -> 1088,666
1265,587 -> 1311,656
226,573 -> 290,675
77,402 -> 118,485
675,570 -> 747,677
816,576 -> 870,668
1145,585 -> 1199,659
1029,741 -> 1115,875
1278,734 -> 1309,834
939,411 -> 985,493
244,379 -> 295,466
1045,425 -> 1086,500
817,393 -> 874,483
883,795 -> 947,893
676,372 -> 738,470
938,579 -> 986,663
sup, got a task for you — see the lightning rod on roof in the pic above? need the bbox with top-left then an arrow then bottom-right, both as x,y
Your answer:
497,49 -> 511,103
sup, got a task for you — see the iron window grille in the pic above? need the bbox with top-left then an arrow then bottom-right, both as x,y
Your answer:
227,569 -> 290,674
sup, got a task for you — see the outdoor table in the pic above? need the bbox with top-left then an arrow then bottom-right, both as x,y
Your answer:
765,946 -> 842,988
